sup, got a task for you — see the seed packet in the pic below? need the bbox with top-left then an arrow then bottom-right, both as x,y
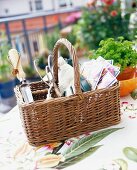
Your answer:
107,60 -> 114,65
96,56 -> 120,77
97,69 -> 117,89
80,59 -> 96,75
81,60 -> 104,90
113,66 -> 120,77
97,68 -> 107,84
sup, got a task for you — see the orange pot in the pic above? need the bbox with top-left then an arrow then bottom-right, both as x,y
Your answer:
117,67 -> 136,81
120,77 -> 137,97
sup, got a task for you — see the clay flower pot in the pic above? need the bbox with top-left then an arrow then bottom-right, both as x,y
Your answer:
117,67 -> 136,81
0,79 -> 15,98
120,77 -> 137,97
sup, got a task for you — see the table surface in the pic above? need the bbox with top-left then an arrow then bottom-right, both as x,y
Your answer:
0,95 -> 137,170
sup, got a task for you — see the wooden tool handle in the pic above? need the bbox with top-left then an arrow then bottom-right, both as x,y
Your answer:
8,49 -> 26,81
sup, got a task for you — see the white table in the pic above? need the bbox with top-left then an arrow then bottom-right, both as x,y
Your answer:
0,96 -> 137,170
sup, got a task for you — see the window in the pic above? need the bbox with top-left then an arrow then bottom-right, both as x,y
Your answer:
35,0 -> 43,10
33,41 -> 39,52
4,9 -> 9,14
68,0 -> 73,6
59,0 -> 67,8
22,43 -> 26,53
58,0 -> 73,8
70,1 -> 73,6
29,1 -> 33,11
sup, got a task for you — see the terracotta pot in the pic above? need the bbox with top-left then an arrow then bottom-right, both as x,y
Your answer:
120,77 -> 137,97
117,67 -> 136,81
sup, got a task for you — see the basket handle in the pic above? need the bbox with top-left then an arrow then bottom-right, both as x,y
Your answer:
52,38 -> 82,95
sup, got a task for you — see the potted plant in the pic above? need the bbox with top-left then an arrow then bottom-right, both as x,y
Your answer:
90,37 -> 137,80
23,66 -> 41,82
37,49 -> 49,70
44,27 -> 76,59
44,27 -> 60,52
0,41 -> 15,99
72,0 -> 131,50
90,37 -> 137,96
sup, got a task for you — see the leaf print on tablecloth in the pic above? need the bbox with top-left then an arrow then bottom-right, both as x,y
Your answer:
123,147 -> 137,163
52,141 -> 65,154
121,103 -> 137,119
98,159 -> 128,170
36,154 -> 65,168
114,159 -> 128,170
35,142 -> 62,152
62,128 -> 123,160
56,145 -> 101,169
49,128 -> 122,169
13,142 -> 33,159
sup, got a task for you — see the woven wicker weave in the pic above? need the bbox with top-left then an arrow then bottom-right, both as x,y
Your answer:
15,38 -> 121,146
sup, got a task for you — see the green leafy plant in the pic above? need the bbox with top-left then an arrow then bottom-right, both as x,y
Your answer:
72,1 -> 131,50
23,66 -> 36,78
0,37 -> 12,82
37,49 -> 49,70
23,65 -> 45,80
60,28 -> 77,58
90,37 -> 137,72
44,27 -> 60,51
131,88 -> 137,100
44,27 -> 76,58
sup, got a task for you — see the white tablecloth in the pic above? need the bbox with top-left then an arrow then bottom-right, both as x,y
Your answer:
0,96 -> 137,170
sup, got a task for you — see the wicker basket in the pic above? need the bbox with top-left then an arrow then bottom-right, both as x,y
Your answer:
15,38 -> 121,146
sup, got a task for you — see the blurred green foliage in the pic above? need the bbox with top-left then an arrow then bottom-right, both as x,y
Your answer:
23,66 -> 36,78
0,33 -> 12,82
72,2 -> 136,50
44,27 -> 77,58
90,37 -> 137,72
44,27 -> 60,52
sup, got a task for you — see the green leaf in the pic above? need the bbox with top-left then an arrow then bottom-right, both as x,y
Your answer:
123,147 -> 137,162
90,37 -> 137,72
114,159 -> 128,170
131,89 -> 137,100
56,145 -> 101,169
63,128 -> 123,159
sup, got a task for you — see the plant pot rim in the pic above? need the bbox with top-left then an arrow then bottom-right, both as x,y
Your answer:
117,67 -> 136,81
0,78 -> 15,84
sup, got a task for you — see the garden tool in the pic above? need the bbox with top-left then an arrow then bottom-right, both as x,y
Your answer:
8,49 -> 34,103
8,49 -> 25,81
45,66 -> 61,99
46,55 -> 62,98
34,55 -> 61,98
59,57 -> 91,95
58,56 -> 75,96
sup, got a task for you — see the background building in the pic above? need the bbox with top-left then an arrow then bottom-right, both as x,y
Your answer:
0,0 -> 87,17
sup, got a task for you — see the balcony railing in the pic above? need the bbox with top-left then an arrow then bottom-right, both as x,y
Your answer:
0,8 -> 81,67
